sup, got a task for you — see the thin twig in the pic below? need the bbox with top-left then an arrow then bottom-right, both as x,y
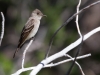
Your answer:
65,54 -> 85,75
66,0 -> 83,75
45,0 -> 100,58
0,12 -> 5,46
22,40 -> 33,68
45,53 -> 91,68
76,0 -> 82,37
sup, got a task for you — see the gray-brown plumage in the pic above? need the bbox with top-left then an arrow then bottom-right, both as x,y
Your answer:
13,9 -> 45,58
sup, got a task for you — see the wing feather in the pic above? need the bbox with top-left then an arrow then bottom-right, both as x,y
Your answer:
17,19 -> 34,48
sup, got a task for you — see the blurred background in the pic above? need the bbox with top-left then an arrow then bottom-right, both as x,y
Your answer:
0,0 -> 100,75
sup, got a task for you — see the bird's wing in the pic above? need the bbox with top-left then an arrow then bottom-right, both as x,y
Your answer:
17,18 -> 34,48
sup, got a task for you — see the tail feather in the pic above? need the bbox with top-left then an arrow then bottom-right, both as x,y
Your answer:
13,48 -> 20,58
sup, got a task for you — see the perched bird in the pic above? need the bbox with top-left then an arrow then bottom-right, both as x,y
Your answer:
13,9 -> 46,58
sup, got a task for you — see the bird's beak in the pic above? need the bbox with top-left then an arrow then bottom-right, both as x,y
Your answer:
43,15 -> 47,17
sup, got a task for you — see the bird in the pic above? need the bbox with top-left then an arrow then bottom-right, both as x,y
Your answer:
13,9 -> 46,58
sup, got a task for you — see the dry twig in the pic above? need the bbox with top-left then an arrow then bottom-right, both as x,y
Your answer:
0,12 -> 5,46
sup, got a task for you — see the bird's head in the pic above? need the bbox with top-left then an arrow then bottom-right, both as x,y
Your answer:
32,9 -> 46,20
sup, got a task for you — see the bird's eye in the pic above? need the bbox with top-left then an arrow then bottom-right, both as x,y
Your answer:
37,12 -> 39,15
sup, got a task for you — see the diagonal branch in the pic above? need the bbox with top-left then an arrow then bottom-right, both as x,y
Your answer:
46,0 -> 100,58
65,54 -> 85,75
11,54 -> 91,75
22,40 -> 33,68
29,26 -> 100,75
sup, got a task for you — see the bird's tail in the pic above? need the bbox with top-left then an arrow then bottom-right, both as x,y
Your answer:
13,48 -> 20,58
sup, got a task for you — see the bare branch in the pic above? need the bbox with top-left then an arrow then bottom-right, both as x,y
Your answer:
65,54 -> 85,75
0,12 -> 5,46
22,40 -> 33,68
11,54 -> 91,75
76,0 -> 82,37
45,53 -> 91,68
46,0 -> 100,58
29,26 -> 100,75
66,0 -> 83,75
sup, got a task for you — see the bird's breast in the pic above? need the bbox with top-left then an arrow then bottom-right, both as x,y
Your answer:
27,20 -> 40,40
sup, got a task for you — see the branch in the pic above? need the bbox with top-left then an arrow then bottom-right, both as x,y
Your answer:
76,0 -> 82,37
45,0 -> 100,58
22,40 -> 33,68
66,0 -> 83,75
65,54 -> 85,75
11,54 -> 91,75
45,53 -> 91,68
29,26 -> 100,75
0,12 -> 5,46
